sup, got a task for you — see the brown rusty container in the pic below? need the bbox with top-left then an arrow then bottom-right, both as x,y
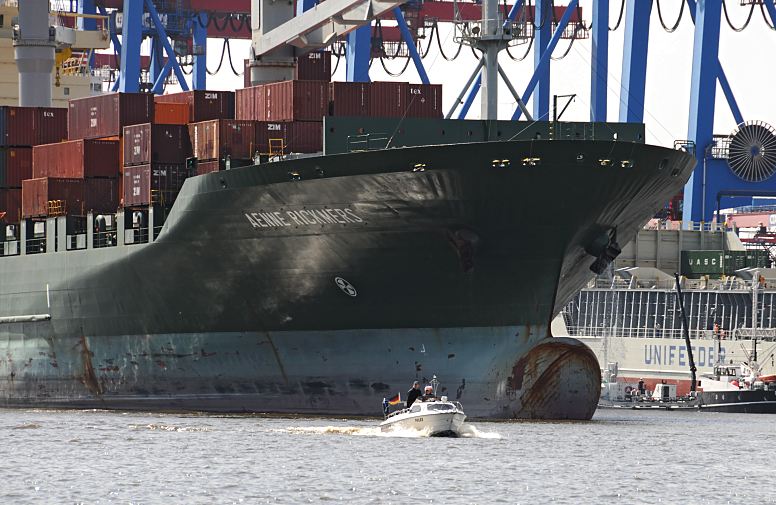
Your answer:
235,85 -> 265,121
264,80 -> 327,122
123,163 -> 188,207
255,122 -> 322,154
155,90 -> 235,122
0,188 -> 22,223
189,120 -> 255,161
369,81 -> 408,117
330,82 -> 370,116
196,160 -> 221,175
32,139 -> 120,179
405,83 -> 443,118
35,107 -> 69,145
154,102 -> 190,125
0,106 -> 36,146
68,93 -> 154,140
0,147 -> 32,188
22,177 -> 85,218
84,178 -> 119,214
296,51 -> 331,81
123,123 -> 191,166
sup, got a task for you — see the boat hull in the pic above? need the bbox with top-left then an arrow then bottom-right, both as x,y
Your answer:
381,411 -> 467,437
0,139 -> 695,419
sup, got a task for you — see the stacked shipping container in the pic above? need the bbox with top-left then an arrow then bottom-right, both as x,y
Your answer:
155,90 -> 235,123
0,106 -> 68,223
189,119 -> 255,173
122,123 -> 192,207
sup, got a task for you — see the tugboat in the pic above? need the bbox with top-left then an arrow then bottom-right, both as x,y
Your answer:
380,377 -> 467,436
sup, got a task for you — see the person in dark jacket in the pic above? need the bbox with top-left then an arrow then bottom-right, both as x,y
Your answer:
406,381 -> 421,408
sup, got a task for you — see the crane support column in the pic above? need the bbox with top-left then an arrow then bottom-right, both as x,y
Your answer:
345,25 -> 371,82
193,13 -> 208,90
394,7 -> 430,84
683,0 -> 722,223
119,0 -> 143,93
590,0 -> 609,122
15,0 -> 56,107
79,0 -> 97,68
533,0 -> 551,120
618,0 -> 652,123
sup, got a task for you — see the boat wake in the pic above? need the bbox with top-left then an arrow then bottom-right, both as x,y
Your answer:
275,423 -> 501,439
128,423 -> 213,432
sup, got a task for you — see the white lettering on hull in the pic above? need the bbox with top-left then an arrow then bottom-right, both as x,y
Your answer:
245,208 -> 364,229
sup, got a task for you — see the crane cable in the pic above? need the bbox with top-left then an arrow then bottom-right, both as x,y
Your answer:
505,33 -> 533,61
655,0 -> 685,33
722,0 -> 755,32
609,0 -> 625,31
761,2 -> 776,30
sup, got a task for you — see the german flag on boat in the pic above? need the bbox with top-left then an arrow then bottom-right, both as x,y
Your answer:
387,393 -> 401,405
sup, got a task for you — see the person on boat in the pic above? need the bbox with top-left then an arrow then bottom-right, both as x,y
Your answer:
637,379 -> 645,395
421,385 -> 436,401
406,381 -> 421,408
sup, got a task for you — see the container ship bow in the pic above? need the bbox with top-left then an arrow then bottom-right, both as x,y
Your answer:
0,116 -> 694,420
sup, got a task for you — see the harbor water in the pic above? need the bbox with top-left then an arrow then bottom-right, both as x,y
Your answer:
1,408 -> 772,504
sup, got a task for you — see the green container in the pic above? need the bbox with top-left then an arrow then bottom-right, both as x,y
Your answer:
723,251 -> 747,274
746,250 -> 770,269
681,250 -> 725,277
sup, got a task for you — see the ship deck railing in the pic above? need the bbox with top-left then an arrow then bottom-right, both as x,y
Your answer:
565,325 -> 776,341
585,277 -> 762,292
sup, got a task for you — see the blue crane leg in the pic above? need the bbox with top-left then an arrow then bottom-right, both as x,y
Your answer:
683,0 -> 722,223
346,25 -> 371,82
590,0 -> 609,122
512,0 -> 579,120
533,0 -> 551,120
618,0 -> 652,123
118,0 -> 143,93
393,7 -> 429,84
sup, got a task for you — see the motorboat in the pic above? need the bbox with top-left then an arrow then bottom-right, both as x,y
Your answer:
379,376 -> 466,436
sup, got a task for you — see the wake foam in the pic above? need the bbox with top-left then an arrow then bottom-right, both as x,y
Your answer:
275,423 -> 501,439
129,424 -> 212,432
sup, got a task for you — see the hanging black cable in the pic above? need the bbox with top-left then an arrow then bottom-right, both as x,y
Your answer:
551,24 -> 580,60
206,39 -> 228,75
225,39 -> 242,76
505,34 -> 533,61
379,55 -> 411,76
211,14 -> 229,32
722,0 -> 755,32
530,0 -> 552,30
436,23 -> 464,61
609,0 -> 625,31
761,2 -> 776,30
655,0 -> 685,33
417,23 -> 436,58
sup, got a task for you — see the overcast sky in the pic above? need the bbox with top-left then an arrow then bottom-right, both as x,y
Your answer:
163,0 -> 776,148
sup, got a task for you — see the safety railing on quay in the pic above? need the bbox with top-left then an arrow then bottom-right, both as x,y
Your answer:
563,325 -> 776,342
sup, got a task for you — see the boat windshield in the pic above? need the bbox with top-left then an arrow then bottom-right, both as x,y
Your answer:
426,403 -> 456,411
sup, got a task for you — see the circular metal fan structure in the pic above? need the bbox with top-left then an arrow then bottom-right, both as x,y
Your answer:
726,120 -> 776,182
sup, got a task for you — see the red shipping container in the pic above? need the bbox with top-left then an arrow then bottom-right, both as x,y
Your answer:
123,123 -> 191,166
235,85 -> 265,121
189,120 -> 256,161
255,122 -> 322,154
296,51 -> 331,81
330,82 -> 370,116
35,107 -> 68,145
155,90 -> 235,122
0,188 -> 22,223
369,81 -> 408,118
32,139 -> 120,179
264,80 -> 327,122
405,83 -> 443,118
68,93 -> 154,140
154,102 -> 190,125
0,106 -> 36,146
196,160 -> 221,175
0,147 -> 32,188
22,177 -> 85,218
123,163 -> 188,207
85,178 -> 119,214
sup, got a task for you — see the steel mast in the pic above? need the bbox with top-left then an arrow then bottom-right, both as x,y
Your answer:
14,0 -> 55,107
